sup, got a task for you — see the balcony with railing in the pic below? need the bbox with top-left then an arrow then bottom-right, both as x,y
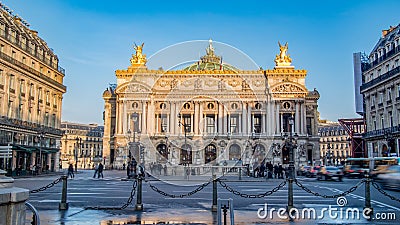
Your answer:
0,51 -> 66,91
362,46 -> 400,72
360,66 -> 400,91
363,125 -> 400,139
0,27 -> 65,75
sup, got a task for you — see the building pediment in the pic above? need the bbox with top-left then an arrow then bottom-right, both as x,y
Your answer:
270,82 -> 308,97
115,82 -> 151,94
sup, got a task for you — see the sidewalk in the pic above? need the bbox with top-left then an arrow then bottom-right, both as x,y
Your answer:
28,205 -> 398,225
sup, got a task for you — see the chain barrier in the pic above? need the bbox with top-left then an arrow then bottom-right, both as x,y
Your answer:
145,179 -> 211,198
294,178 -> 365,199
30,177 -> 62,194
371,181 -> 400,203
218,179 -> 286,198
85,179 -> 138,210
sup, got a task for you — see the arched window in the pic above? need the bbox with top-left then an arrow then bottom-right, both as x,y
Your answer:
180,144 -> 192,165
156,143 -> 168,162
229,144 -> 241,160
205,144 -> 217,164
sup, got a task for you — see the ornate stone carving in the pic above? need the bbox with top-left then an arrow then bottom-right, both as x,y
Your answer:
228,79 -> 240,87
126,83 -> 150,93
271,83 -> 306,93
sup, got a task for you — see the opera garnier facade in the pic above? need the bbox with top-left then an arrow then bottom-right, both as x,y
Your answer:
102,40 -> 320,175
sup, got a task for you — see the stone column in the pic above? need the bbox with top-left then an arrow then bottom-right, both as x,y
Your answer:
175,102 -> 180,135
199,102 -> 204,135
123,100 -> 127,135
262,111 -> 266,134
275,102 -> 280,134
142,101 -> 147,133
242,102 -> 247,135
295,101 -> 300,134
301,103 -> 305,135
248,103 -> 252,135
194,102 -> 199,135
0,169 -> 29,225
223,103 -> 228,134
270,101 -> 275,135
218,103 -> 223,134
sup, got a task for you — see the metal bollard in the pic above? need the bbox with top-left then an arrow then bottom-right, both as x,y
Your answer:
59,175 -> 69,210
135,176 -> 143,211
238,167 -> 242,181
212,174 -> 218,212
364,174 -> 373,220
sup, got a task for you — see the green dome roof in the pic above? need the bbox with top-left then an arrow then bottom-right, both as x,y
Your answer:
183,61 -> 238,71
182,39 -> 238,72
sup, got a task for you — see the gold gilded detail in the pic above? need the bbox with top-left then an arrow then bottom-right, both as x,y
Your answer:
274,42 -> 292,67
130,43 -> 147,66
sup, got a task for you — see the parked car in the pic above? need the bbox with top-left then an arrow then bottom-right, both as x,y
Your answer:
376,165 -> 400,190
297,165 -> 311,176
305,166 -> 321,178
344,165 -> 369,178
317,166 -> 343,181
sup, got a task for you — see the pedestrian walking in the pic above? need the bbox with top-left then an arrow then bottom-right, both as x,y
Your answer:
127,163 -> 131,179
278,164 -> 283,179
93,164 -> 99,178
67,164 -> 74,179
97,163 -> 104,178
273,164 -> 278,178
163,164 -> 167,176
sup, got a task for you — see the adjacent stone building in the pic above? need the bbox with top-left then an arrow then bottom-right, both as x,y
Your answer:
359,24 -> 400,158
103,40 -> 320,172
60,122 -> 104,169
0,4 -> 66,175
318,120 -> 351,166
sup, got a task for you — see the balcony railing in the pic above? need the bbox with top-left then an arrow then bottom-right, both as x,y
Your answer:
0,29 -> 65,75
0,115 -> 64,136
0,27 -> 65,75
360,66 -> 400,91
0,51 -> 66,91
362,46 -> 400,72
363,125 -> 400,139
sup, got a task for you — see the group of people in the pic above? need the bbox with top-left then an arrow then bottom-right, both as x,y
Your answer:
126,158 -> 145,179
149,162 -> 168,176
66,163 -> 104,179
93,163 -> 104,178
251,161 -> 287,179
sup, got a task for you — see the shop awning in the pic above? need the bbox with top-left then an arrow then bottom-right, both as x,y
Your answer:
13,145 -> 35,153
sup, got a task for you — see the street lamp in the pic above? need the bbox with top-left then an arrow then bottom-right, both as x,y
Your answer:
281,116 -> 298,211
75,137 -> 82,172
327,143 -> 332,166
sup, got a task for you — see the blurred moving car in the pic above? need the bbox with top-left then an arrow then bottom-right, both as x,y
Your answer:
317,166 -> 343,181
298,165 -> 311,176
370,165 -> 390,179
305,166 -> 320,178
376,165 -> 400,190
344,165 -> 369,178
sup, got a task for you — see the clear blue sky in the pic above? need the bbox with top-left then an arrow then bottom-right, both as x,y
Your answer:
4,0 -> 399,124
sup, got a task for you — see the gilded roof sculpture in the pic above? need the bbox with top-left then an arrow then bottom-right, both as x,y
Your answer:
274,41 -> 293,67
130,43 -> 147,66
